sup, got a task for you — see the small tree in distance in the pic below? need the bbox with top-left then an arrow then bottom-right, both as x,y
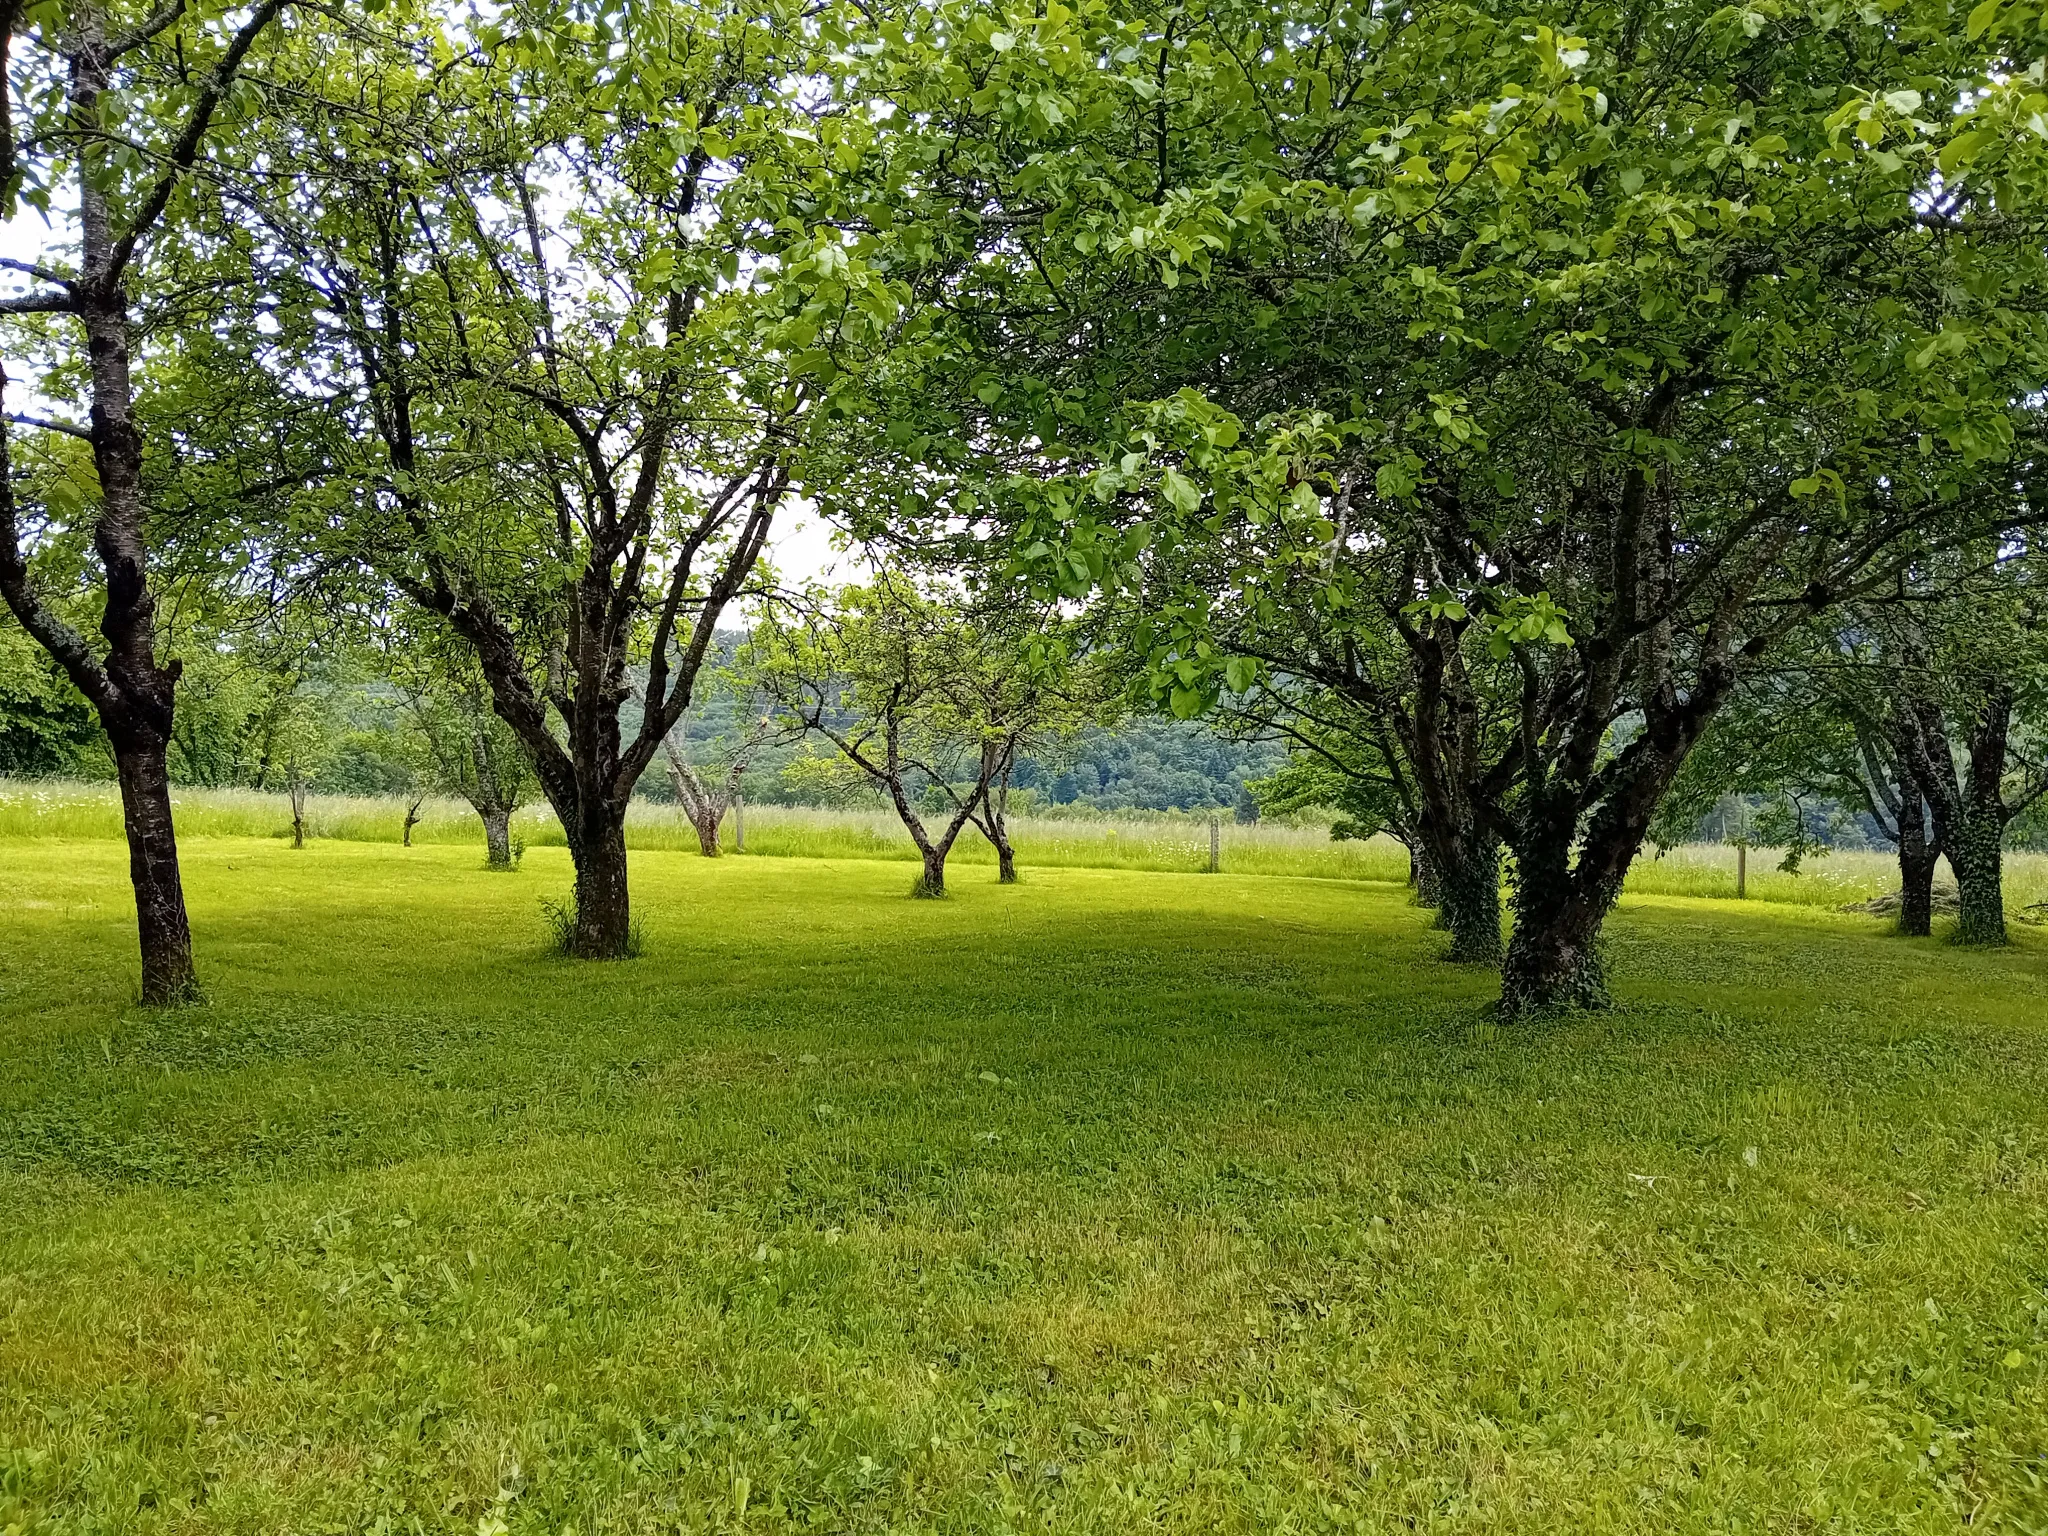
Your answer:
753,575 -> 1053,896
651,666 -> 774,858
387,639 -> 530,870
961,635 -> 1124,883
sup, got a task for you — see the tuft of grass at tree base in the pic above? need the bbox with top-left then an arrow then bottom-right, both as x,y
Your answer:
2,837 -> 2046,1532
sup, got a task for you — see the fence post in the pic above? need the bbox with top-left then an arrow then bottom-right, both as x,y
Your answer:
735,792 -> 745,853
1208,816 -> 1220,873
1736,841 -> 1746,900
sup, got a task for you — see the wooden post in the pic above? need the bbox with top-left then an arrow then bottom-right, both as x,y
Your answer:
1736,841 -> 1746,900
735,792 -> 745,852
1208,816 -> 1220,873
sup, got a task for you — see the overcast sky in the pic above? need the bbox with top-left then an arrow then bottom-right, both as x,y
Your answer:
2,205 -> 855,592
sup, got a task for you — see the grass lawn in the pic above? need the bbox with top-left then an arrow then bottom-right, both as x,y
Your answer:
3,838 -> 2047,1533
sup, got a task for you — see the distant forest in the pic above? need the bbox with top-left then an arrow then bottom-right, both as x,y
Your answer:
2,622 -> 1285,817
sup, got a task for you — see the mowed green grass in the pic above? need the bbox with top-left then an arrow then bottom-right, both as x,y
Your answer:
2,839 -> 2047,1534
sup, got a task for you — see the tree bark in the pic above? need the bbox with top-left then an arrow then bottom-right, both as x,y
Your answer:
1432,834 -> 1501,962
1898,681 -> 2011,947
914,845 -> 948,897
403,796 -> 423,847
1952,811 -> 2006,947
1496,758 -> 1672,1015
690,806 -> 723,857
1894,780 -> 1936,939
113,735 -> 199,1004
1500,813 -> 1616,1013
289,774 -> 308,848
567,813 -> 633,956
1411,812 -> 1497,958
1411,837 -> 1441,909
1955,691 -> 2013,947
481,805 -> 512,868
985,757 -> 1018,882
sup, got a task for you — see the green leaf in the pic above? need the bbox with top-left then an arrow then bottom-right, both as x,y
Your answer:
1161,467 -> 1203,515
1966,0 -> 2001,37
1938,130 -> 1991,177
46,479 -> 85,518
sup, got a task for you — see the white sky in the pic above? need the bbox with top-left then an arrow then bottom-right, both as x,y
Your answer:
4,205 -> 852,592
760,499 -> 852,591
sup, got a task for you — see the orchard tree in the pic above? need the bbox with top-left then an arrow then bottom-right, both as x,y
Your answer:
753,575 -> 1029,895
959,621 -> 1121,883
235,0 -> 912,954
840,0 -> 2044,1009
0,0 -> 292,1000
1888,555 -> 2048,944
652,666 -> 772,857
1660,617 -> 1956,936
387,636 -> 530,868
1239,691 -> 1449,914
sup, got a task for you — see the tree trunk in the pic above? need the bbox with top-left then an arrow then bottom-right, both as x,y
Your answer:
1500,893 -> 1611,1013
1500,799 -> 1618,1014
1898,682 -> 2011,947
691,805 -> 723,857
1434,837 -> 1501,962
567,814 -> 634,956
403,797 -> 423,848
989,784 -> 1017,883
664,745 -> 731,857
913,845 -> 948,898
1951,809 -> 2006,946
481,805 -> 512,868
113,736 -> 199,1005
1411,838 -> 1441,908
1415,818 -> 1497,960
289,776 -> 307,849
1500,831 -> 1614,1013
1895,803 -> 1936,939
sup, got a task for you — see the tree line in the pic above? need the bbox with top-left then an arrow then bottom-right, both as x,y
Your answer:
0,0 -> 2043,1010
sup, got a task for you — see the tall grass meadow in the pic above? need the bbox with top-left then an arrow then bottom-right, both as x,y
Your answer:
4,776 -> 2044,910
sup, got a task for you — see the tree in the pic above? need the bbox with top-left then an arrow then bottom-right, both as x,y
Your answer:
1889,563 -> 2048,945
395,663 -> 529,868
0,0 -> 290,1000
234,0 -> 918,956
1240,690 -> 1452,915
753,576 -> 1012,896
1662,628 -> 1948,935
960,625 -> 1121,883
654,668 -> 772,857
837,0 -> 2042,1009
257,680 -> 337,850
